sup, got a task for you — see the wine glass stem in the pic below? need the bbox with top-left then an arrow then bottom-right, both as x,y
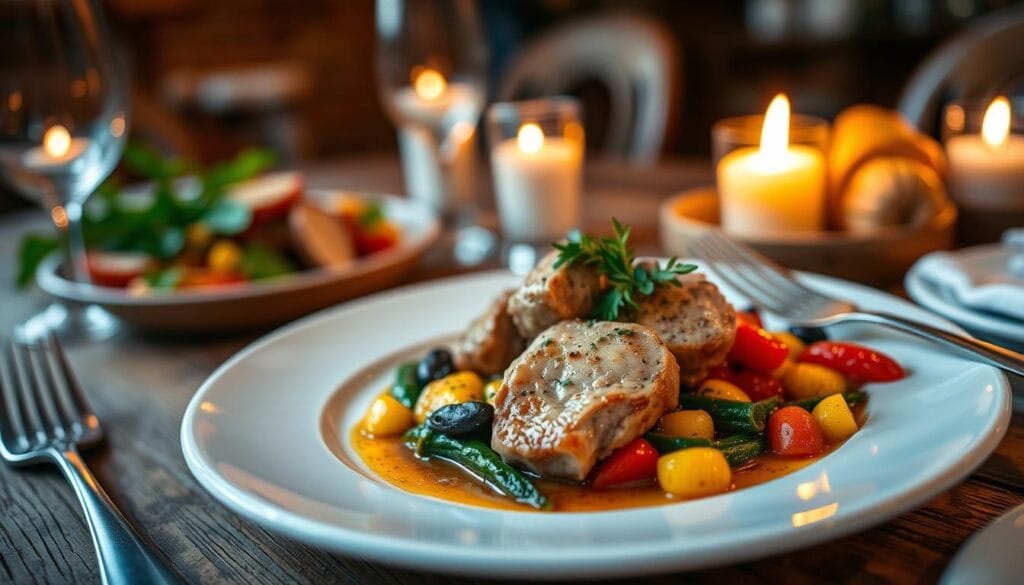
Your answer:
59,200 -> 89,283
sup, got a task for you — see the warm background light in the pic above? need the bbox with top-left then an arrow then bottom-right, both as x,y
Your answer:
412,68 -> 446,101
760,94 -> 790,159
517,123 -> 544,154
981,96 -> 1010,149
44,125 -> 72,157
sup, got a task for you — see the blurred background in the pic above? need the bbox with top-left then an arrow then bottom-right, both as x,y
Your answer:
1,0 -> 1021,213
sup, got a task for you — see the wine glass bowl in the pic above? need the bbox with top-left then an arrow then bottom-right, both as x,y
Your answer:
0,0 -> 129,338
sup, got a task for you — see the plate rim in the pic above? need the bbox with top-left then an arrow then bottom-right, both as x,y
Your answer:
35,190 -> 440,307
181,269 -> 1012,578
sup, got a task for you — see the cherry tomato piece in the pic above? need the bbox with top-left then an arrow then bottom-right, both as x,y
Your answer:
696,363 -> 740,387
728,321 -> 789,373
768,406 -> 824,456
800,341 -> 905,382
734,370 -> 785,401
590,438 -> 660,488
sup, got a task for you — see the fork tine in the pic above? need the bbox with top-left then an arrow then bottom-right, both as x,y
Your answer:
43,331 -> 94,435
707,231 -> 827,302
692,236 -> 791,311
19,337 -> 70,442
0,338 -> 29,452
7,339 -> 46,448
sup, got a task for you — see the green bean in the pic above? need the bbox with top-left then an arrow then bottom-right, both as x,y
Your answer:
403,426 -> 550,510
390,362 -> 422,409
645,433 -> 766,467
784,391 -> 866,413
676,395 -> 780,434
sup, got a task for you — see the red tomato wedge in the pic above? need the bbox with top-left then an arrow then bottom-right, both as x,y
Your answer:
768,406 -> 824,456
800,341 -> 905,382
728,321 -> 789,373
85,251 -> 155,288
226,171 -> 303,227
590,438 -> 660,488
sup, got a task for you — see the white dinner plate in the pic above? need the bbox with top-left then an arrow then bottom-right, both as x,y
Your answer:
181,269 -> 1011,579
37,190 -> 440,333
905,254 -> 1024,350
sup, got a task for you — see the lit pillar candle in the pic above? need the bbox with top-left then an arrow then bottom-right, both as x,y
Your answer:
491,122 -> 583,241
22,124 -> 89,173
716,95 -> 826,236
946,96 -> 1024,211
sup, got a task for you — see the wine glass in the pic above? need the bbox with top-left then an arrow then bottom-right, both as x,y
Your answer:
375,0 -> 495,265
0,0 -> 129,338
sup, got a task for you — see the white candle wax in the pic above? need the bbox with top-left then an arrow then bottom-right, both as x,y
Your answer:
491,135 -> 583,242
391,82 -> 481,129
946,134 -> 1024,211
717,144 -> 826,236
22,137 -> 90,173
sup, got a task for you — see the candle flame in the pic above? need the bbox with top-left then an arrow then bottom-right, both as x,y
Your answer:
760,94 -> 790,159
412,67 -> 446,101
981,96 -> 1011,149
517,123 -> 544,154
43,125 -> 71,157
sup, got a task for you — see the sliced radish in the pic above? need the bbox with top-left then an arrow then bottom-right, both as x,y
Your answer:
288,201 -> 356,268
85,251 -> 155,288
226,171 -> 303,226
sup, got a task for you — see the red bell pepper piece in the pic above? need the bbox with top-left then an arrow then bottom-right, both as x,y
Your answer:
590,437 -> 660,488
734,370 -> 785,401
800,341 -> 905,382
728,321 -> 789,373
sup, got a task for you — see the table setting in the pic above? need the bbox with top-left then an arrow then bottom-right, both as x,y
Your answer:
3,0 -> 1024,584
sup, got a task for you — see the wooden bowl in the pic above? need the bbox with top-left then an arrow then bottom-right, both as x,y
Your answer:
659,186 -> 957,287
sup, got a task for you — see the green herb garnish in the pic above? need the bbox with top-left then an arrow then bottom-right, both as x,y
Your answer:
553,219 -> 696,321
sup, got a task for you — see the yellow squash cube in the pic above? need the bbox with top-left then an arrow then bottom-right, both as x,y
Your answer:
697,379 -> 751,402
363,394 -> 414,437
782,362 -> 846,400
811,393 -> 858,442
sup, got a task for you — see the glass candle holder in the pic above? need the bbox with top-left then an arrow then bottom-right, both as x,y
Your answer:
712,103 -> 830,237
486,97 -> 584,270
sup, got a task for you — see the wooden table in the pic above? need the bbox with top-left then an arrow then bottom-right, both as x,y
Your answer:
1,155 -> 1021,584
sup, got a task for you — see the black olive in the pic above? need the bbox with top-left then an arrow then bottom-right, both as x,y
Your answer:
426,401 -> 494,438
790,326 -> 828,344
417,348 -> 455,386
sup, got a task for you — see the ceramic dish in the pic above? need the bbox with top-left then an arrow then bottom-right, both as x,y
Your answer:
180,269 -> 1010,578
36,190 -> 440,333
659,186 -> 956,287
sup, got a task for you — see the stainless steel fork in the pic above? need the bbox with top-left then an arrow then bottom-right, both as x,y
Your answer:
690,230 -> 1024,376
0,330 -> 179,585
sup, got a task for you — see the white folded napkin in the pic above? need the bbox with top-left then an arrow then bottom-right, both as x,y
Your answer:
914,235 -> 1024,322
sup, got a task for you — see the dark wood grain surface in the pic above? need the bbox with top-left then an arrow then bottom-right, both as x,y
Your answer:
1,155 -> 1021,585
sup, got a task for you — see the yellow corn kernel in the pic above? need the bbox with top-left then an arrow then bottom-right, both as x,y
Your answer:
659,410 -> 714,440
483,378 -> 502,405
772,331 -> 806,361
413,372 -> 484,423
697,379 -> 751,402
207,240 -> 243,273
782,362 -> 846,400
657,447 -> 732,499
811,393 -> 858,442
363,394 -> 414,437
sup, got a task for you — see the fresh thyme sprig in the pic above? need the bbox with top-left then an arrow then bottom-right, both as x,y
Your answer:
552,219 -> 696,321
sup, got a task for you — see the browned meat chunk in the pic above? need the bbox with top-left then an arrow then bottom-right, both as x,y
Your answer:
453,290 -> 526,377
634,274 -> 736,386
506,250 -> 604,340
491,320 -> 679,481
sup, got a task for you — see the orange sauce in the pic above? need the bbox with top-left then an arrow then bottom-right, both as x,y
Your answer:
351,426 -> 845,512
